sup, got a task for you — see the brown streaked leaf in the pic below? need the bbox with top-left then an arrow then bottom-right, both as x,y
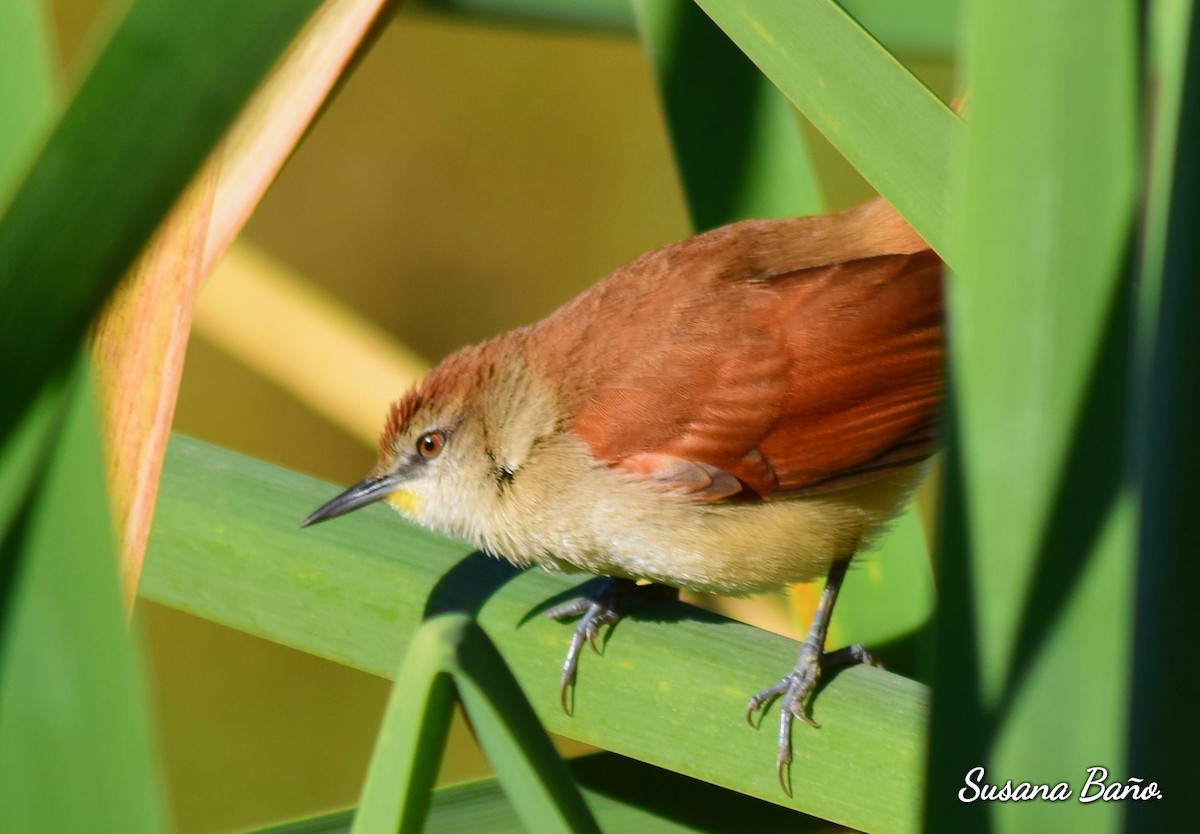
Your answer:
92,170 -> 217,609
91,0 -> 395,607
200,0 -> 398,274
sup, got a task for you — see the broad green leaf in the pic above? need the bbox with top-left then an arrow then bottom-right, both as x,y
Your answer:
0,0 -> 322,465
840,0 -> 960,57
260,751 -> 835,833
0,372 -> 69,554
693,0 -> 963,264
353,614 -> 599,834
0,0 -> 59,206
0,1 -> 63,547
1127,1 -> 1200,828
449,618 -> 599,834
142,435 -> 928,833
926,0 -> 1139,830
633,0 -> 824,229
351,616 -> 458,832
0,353 -> 164,832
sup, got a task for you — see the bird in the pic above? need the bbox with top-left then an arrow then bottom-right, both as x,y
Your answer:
302,195 -> 943,788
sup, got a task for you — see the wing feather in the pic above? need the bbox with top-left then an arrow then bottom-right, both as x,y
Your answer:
527,201 -> 943,502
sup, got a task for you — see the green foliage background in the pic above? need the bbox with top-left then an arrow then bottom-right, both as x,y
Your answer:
3,0 -> 1192,832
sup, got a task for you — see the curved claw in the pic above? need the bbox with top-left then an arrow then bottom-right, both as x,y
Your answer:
558,622 -> 589,712
555,601 -> 626,712
745,680 -> 786,727
586,619 -> 604,654
549,580 -> 632,714
547,578 -> 677,715
751,638 -> 880,791
772,720 -> 792,801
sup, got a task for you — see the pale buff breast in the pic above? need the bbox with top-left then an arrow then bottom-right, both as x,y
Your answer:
468,430 -> 926,596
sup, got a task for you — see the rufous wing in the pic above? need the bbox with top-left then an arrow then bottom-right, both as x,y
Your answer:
528,204 -> 944,502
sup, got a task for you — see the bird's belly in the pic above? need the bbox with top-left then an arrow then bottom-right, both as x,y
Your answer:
519,466 -> 923,596
570,498 -> 860,595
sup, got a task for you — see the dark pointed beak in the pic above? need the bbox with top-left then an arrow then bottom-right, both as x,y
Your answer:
301,474 -> 401,528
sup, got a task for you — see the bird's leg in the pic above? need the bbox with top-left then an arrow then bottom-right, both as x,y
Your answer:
745,558 -> 881,792
546,577 -> 678,712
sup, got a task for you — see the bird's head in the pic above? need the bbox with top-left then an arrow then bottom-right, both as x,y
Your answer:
301,345 -> 493,530
301,337 -> 552,538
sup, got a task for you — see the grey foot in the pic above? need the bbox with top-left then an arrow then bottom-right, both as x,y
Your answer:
746,642 -> 881,793
546,578 -> 676,712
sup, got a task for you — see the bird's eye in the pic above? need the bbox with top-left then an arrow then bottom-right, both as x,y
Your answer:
416,431 -> 445,460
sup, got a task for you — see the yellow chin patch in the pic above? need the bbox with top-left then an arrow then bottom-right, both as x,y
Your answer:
385,490 -> 421,515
